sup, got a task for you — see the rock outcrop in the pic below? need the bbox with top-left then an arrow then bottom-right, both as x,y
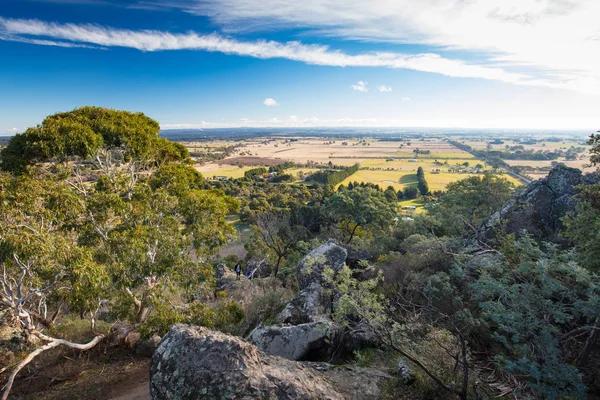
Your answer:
297,239 -> 347,290
249,240 -> 348,361
248,320 -> 340,361
150,325 -> 344,400
482,164 -> 599,242
150,325 -> 391,400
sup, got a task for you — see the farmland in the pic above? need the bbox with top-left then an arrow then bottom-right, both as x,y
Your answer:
189,137 -> 524,192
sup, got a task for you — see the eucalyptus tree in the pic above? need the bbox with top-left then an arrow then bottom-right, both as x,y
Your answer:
0,107 -> 238,398
323,186 -> 397,244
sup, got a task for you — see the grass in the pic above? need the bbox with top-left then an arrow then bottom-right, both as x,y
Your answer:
398,198 -> 426,214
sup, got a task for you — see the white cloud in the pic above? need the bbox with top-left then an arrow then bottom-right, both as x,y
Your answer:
4,127 -> 19,133
172,0 -> 600,95
377,85 -> 392,92
263,97 -> 278,106
401,97 -> 411,101
351,81 -> 368,92
160,115 -> 595,130
0,15 -> 599,94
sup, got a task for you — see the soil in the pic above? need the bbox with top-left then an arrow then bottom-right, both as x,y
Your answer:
11,353 -> 151,400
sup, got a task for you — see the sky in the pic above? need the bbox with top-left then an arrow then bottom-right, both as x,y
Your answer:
0,0 -> 599,133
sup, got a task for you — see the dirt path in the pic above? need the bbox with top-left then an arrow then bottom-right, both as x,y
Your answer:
107,381 -> 150,400
105,363 -> 151,400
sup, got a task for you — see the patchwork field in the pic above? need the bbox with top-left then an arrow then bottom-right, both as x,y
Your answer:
190,137 -> 525,192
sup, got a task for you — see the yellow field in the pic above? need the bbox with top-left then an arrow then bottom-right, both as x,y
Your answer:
337,169 -> 521,192
196,165 -> 253,179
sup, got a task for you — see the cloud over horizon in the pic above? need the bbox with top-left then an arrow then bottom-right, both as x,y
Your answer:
0,16 -> 598,95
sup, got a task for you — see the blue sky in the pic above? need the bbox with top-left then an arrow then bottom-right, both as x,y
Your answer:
1,0 -> 599,133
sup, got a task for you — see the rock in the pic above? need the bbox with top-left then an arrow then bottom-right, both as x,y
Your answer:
245,257 -> 271,278
125,331 -> 141,349
482,164 -> 599,242
317,364 -> 393,400
136,334 -> 161,357
297,239 -> 347,291
150,324 -> 344,400
277,281 -> 330,325
249,320 -> 341,361
342,324 -> 381,355
343,245 -> 372,269
216,263 -> 236,288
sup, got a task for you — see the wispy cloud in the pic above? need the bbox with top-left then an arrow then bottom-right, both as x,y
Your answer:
170,0 -> 600,95
377,85 -> 392,92
351,81 -> 368,92
401,97 -> 411,101
263,98 -> 278,106
0,16 -> 597,94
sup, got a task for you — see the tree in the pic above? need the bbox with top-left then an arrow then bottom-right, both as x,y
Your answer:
589,131 -> 600,166
323,266 -> 472,399
0,172 -> 108,399
416,167 -> 430,196
384,185 -> 397,203
430,173 -> 514,235
246,210 -> 308,277
446,235 -> 598,399
0,107 -> 238,398
403,186 -> 419,200
323,187 -> 397,244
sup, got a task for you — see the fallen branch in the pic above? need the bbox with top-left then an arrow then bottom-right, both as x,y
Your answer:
1,332 -> 103,400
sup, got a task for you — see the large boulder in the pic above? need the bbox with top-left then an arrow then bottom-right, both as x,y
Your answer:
277,282 -> 329,325
343,245 -> 372,269
150,324 -> 344,400
297,239 -> 347,290
248,320 -> 340,362
482,164 -> 599,242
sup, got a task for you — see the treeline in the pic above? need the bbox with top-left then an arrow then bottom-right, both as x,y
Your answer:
451,140 -> 583,162
309,164 -> 359,186
244,167 -> 268,180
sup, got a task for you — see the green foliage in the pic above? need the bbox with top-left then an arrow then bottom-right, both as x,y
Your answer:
588,131 -> 600,167
139,300 -> 245,339
309,164 -> 359,186
0,106 -> 181,173
323,186 -> 397,244
564,182 -> 600,271
447,235 -> 599,399
429,173 -> 514,235
244,167 -> 267,180
416,167 -> 430,196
